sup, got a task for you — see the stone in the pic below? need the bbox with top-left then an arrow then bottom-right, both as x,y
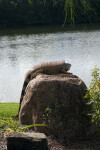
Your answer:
19,74 -> 91,139
6,131 -> 48,150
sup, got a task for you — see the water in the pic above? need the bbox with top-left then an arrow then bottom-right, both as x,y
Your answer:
0,24 -> 100,103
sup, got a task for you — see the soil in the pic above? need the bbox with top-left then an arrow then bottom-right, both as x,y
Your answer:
0,131 -> 7,150
0,131 -> 100,150
47,136 -> 100,150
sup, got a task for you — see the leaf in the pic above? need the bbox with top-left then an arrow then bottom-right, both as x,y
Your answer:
18,124 -> 47,132
28,0 -> 33,5
91,119 -> 94,122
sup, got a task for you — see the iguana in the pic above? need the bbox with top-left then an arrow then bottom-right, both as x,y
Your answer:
18,61 -> 71,115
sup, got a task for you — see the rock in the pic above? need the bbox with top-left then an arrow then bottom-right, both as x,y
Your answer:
6,131 -> 48,150
19,74 -> 91,139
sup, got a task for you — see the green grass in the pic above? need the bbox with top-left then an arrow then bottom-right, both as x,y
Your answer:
0,103 -> 19,129
0,103 -> 47,134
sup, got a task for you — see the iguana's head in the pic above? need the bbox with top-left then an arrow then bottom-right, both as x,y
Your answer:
62,63 -> 71,71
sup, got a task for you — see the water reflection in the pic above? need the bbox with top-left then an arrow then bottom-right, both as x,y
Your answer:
0,25 -> 100,102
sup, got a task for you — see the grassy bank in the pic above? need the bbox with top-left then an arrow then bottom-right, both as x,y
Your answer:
0,103 -> 19,129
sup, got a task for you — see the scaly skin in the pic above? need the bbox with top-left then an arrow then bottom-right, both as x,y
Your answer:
18,61 -> 71,115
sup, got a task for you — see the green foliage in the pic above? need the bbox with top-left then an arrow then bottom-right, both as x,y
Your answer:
85,66 -> 100,128
3,118 -> 47,136
0,103 -> 47,135
0,103 -> 19,129
3,118 -> 20,132
38,0 -> 98,24
0,0 -> 100,27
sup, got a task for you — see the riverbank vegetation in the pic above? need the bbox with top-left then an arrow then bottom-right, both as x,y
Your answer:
0,0 -> 100,27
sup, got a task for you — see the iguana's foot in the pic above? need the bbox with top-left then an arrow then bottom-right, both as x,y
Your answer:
61,69 -> 72,74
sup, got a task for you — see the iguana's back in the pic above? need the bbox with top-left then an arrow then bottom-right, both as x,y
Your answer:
27,61 -> 70,75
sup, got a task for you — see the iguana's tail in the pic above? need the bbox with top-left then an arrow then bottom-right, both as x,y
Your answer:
18,74 -> 31,116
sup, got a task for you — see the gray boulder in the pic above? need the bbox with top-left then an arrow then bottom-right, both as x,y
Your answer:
19,74 -> 91,139
6,131 -> 48,150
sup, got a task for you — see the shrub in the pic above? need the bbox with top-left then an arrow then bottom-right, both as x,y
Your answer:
85,66 -> 100,130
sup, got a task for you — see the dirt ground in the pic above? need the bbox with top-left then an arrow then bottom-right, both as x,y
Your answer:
47,135 -> 100,150
0,131 -> 100,150
0,131 -> 7,150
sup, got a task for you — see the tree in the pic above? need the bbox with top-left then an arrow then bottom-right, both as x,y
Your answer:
0,0 -> 99,27
41,0 -> 95,24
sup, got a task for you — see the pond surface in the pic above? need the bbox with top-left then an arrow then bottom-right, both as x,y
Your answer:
0,24 -> 100,102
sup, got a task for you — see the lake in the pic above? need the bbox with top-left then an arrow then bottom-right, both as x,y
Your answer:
0,24 -> 100,103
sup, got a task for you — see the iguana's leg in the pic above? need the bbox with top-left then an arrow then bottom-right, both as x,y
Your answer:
61,69 -> 72,74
